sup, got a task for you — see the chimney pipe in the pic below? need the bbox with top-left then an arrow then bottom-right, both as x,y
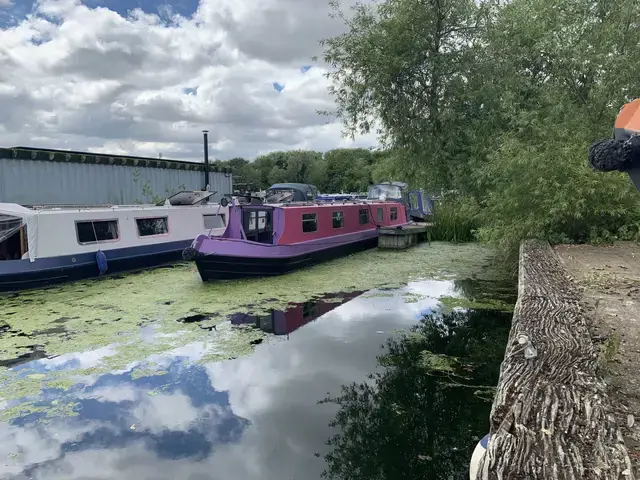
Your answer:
203,130 -> 210,190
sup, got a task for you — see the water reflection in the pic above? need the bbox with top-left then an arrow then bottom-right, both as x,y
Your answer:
229,291 -> 365,335
0,277 -> 513,480
320,308 -> 511,480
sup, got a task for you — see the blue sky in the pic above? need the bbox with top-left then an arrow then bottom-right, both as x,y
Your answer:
0,0 -> 377,160
1,0 -> 199,27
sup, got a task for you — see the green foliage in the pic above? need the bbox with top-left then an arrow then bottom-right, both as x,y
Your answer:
222,148 -> 379,193
320,0 -> 495,192
430,196 -> 480,243
324,148 -> 374,192
475,109 -> 640,257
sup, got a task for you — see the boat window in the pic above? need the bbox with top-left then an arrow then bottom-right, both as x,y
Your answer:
265,189 -> 295,203
0,215 -> 25,261
76,220 -> 119,244
409,191 -> 419,210
359,209 -> 369,225
367,184 -> 403,201
136,217 -> 168,237
247,211 -> 257,232
332,211 -> 344,229
390,207 -> 398,220
203,214 -> 226,230
302,213 -> 318,233
258,211 -> 268,231
302,301 -> 318,319
377,207 -> 384,222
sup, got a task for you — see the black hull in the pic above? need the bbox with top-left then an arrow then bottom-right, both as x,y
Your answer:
0,249 -> 185,294
194,237 -> 379,281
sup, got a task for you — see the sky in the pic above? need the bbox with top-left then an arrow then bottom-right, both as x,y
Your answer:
0,0 -> 379,161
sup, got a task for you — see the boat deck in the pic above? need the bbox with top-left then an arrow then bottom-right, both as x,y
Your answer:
377,222 -> 433,249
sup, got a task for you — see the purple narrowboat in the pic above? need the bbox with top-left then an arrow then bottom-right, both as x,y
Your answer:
183,183 -> 415,281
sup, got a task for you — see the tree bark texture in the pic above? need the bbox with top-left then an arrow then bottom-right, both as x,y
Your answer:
476,239 -> 634,479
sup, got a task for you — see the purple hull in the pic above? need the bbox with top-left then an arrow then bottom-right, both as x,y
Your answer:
191,229 -> 377,259
188,231 -> 380,280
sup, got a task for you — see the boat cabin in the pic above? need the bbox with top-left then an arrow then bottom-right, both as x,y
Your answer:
221,190 -> 409,246
0,191 -> 228,263
367,182 -> 433,221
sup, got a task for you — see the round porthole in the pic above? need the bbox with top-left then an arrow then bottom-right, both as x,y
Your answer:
72,258 -> 76,263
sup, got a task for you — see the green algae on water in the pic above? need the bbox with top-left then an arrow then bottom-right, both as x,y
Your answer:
0,242 -> 501,421
437,296 -> 513,313
0,242 -> 497,366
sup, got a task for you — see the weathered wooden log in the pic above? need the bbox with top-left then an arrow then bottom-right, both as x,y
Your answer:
477,239 -> 634,480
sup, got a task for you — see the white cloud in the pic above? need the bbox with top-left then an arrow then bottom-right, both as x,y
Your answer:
0,0 -> 378,161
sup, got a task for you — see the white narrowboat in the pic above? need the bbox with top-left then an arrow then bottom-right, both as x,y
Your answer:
0,191 -> 228,293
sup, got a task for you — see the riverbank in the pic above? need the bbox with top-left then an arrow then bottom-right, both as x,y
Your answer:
555,242 -> 640,474
477,239 -> 635,479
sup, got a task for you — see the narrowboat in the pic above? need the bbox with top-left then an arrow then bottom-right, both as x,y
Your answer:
0,191 -> 229,293
184,183 -> 423,281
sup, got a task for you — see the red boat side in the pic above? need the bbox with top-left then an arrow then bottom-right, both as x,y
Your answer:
274,202 -> 407,245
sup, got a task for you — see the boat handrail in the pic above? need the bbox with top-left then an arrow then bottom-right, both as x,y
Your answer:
25,202 -> 224,211
265,198 -> 398,208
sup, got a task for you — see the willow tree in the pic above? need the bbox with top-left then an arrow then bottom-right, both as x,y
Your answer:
475,0 -> 640,255
320,0 -> 494,191
322,0 -> 490,190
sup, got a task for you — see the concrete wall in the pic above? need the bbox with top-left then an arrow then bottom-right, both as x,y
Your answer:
0,156 -> 232,205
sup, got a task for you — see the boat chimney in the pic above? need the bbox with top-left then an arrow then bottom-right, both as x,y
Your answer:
203,130 -> 210,191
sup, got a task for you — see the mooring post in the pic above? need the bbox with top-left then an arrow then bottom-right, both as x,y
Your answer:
203,130 -> 210,191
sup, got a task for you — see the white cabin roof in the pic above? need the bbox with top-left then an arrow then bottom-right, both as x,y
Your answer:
0,203 -> 36,220
22,203 -> 219,216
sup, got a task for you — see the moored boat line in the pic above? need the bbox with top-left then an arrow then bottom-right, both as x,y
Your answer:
184,182 -> 431,281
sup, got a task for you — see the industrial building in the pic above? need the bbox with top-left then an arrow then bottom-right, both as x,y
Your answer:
0,146 -> 233,206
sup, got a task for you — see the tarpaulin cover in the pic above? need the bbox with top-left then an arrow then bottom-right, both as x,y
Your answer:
0,204 -> 38,262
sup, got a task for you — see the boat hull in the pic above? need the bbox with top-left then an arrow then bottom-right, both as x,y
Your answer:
0,240 -> 191,293
194,235 -> 379,281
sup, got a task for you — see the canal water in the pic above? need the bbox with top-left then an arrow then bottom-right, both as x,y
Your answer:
0,243 -> 515,480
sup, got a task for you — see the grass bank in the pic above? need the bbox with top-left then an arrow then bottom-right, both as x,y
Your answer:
429,196 -> 480,243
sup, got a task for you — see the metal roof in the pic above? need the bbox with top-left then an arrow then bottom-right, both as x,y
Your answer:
1,146 -> 233,173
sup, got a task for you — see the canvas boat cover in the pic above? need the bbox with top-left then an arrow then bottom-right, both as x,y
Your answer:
0,204 -> 38,262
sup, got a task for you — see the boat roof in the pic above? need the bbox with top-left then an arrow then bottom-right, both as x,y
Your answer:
267,183 -> 318,192
0,204 -> 35,220
0,202 -> 225,218
373,181 -> 408,188
246,200 -> 402,209
0,191 -> 221,217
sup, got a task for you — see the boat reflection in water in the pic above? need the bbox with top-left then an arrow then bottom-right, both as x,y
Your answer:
229,291 -> 364,336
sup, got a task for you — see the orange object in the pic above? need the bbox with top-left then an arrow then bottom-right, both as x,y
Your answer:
615,98 -> 640,140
